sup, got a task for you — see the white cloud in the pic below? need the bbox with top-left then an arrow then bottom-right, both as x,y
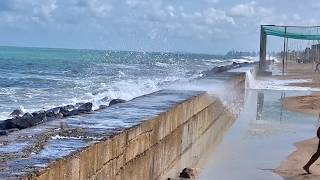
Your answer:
204,8 -> 234,25
80,0 -> 112,18
229,1 -> 257,18
124,1 -> 234,40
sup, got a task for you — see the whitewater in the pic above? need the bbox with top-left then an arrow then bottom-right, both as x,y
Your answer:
0,46 -> 257,120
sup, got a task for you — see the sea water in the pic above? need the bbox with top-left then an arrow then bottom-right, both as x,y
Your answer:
0,46 -> 256,120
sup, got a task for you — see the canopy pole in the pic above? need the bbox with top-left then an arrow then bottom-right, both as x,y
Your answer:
285,37 -> 288,68
282,27 -> 287,74
259,25 -> 267,71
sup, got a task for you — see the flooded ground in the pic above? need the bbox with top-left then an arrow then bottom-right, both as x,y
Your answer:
199,89 -> 318,180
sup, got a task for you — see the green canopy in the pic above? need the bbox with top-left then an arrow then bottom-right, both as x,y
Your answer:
263,25 -> 320,40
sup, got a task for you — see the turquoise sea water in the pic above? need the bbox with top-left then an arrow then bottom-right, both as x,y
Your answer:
0,46 -> 254,120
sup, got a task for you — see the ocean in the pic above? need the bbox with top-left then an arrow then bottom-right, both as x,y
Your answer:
0,46 -> 256,120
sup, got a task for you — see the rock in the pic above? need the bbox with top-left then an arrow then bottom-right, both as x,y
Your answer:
99,105 -> 108,110
78,102 -> 93,112
0,128 -> 18,136
45,107 -> 62,118
100,97 -> 110,102
179,168 -> 197,179
64,105 -> 75,111
109,99 -> 126,106
60,105 -> 75,117
31,110 -> 45,117
22,112 -> 34,119
51,107 -> 61,114
9,109 -> 24,118
0,130 -> 7,136
8,112 -> 48,130
61,103 -> 93,117
75,103 -> 84,108
0,121 -> 8,130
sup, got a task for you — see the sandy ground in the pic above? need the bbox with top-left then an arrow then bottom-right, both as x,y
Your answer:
274,62 -> 320,179
278,62 -> 320,116
282,95 -> 320,116
279,62 -> 320,117
278,95 -> 320,180
278,62 -> 320,84
275,138 -> 320,180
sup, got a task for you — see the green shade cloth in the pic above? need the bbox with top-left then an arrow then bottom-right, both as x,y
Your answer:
263,25 -> 320,40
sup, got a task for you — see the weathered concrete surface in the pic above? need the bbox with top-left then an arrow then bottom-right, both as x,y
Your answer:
0,70 -> 248,180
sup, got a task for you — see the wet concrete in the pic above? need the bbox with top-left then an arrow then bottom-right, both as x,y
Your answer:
199,89 -> 317,180
0,90 -> 205,179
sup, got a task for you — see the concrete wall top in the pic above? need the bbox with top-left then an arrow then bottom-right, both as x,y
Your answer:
0,90 -> 210,178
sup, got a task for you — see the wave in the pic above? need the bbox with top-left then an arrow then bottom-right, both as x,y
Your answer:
0,55 -> 258,121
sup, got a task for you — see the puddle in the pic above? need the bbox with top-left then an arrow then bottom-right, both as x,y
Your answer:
199,89 -> 317,180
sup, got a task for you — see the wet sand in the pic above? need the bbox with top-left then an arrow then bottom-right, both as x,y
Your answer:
276,62 -> 320,179
275,138 -> 320,180
279,95 -> 320,179
282,95 -> 320,116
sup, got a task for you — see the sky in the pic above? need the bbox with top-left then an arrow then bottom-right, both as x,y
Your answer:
0,0 -> 319,54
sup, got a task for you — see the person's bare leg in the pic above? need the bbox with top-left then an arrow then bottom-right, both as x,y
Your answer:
303,140 -> 320,174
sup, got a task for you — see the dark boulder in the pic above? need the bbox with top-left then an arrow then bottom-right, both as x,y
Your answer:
22,112 -> 34,119
75,103 -> 85,108
62,102 -> 93,117
46,107 -> 63,119
0,128 -> 18,136
60,105 -> 75,117
99,105 -> 108,110
0,121 -> 8,130
64,110 -> 81,116
100,97 -> 110,102
31,110 -> 45,117
78,102 -> 93,112
9,109 -> 24,118
13,112 -> 47,129
109,99 -> 126,106
64,105 -> 75,111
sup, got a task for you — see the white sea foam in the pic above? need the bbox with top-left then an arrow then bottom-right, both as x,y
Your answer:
244,68 -> 320,91
0,54 -> 261,120
250,79 -> 320,91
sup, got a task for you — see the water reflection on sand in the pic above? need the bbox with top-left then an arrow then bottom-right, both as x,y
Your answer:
199,89 -> 317,180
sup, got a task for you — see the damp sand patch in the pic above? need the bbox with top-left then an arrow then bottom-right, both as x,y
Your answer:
275,138 -> 320,180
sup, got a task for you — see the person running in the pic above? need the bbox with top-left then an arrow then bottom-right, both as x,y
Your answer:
303,125 -> 320,174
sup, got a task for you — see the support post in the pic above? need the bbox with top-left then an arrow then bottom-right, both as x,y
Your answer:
285,37 -> 288,68
259,25 -> 267,71
282,27 -> 287,74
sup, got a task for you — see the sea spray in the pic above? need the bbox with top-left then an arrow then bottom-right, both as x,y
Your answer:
245,68 -> 256,89
0,46 -> 258,120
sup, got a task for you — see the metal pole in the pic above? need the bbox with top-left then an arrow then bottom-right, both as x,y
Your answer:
286,37 -> 288,68
260,25 -> 267,71
282,27 -> 287,74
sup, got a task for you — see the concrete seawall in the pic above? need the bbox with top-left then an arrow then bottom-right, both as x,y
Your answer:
0,70 -> 248,179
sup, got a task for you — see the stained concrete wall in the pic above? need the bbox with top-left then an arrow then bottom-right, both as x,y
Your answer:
36,92 -> 218,180
0,70 -> 248,180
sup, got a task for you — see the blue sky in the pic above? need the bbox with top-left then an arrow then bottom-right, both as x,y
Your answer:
0,0 -> 319,54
